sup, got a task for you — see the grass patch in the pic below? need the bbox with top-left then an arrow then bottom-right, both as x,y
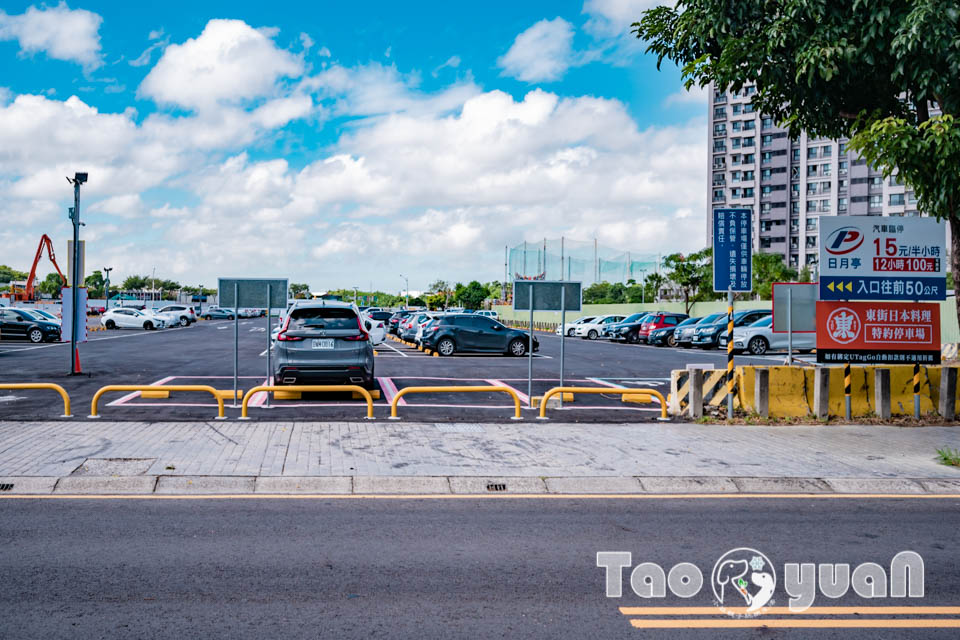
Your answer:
936,447 -> 960,467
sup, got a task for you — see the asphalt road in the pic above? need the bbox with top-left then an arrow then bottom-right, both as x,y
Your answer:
0,318 -> 803,422
1,497 -> 958,639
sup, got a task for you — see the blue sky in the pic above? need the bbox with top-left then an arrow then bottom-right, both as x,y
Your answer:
0,1 -> 706,294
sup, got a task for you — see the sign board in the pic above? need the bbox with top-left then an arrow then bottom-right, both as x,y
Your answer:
218,278 -> 288,309
772,282 -> 817,333
713,208 -> 753,292
816,301 -> 941,364
191,295 -> 208,302
513,281 -> 582,312
819,217 -> 946,301
60,286 -> 87,343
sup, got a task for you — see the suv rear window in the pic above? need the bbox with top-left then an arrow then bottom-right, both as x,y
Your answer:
289,308 -> 358,330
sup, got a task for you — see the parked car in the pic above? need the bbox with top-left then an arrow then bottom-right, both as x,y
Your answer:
362,310 -> 391,345
157,305 -> 197,327
476,310 -> 499,321
100,307 -> 170,330
650,317 -> 701,347
27,308 -> 61,324
421,314 -> 539,356
273,301 -> 374,389
633,312 -> 689,344
676,314 -> 724,348
602,313 -> 650,339
415,313 -> 446,345
388,310 -> 412,335
574,314 -> 627,339
555,316 -> 596,336
202,307 -> 235,320
719,315 -> 816,355
0,307 -> 62,343
692,309 -> 772,349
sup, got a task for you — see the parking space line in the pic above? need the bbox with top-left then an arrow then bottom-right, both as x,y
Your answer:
382,341 -> 409,357
484,379 -> 529,405
248,377 -> 271,407
586,377 -> 625,388
107,375 -> 175,406
378,377 -> 405,405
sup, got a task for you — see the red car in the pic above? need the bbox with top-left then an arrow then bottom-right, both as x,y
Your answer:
635,312 -> 689,343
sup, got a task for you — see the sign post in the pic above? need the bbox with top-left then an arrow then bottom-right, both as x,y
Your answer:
713,208 -> 753,419
513,280 -> 582,410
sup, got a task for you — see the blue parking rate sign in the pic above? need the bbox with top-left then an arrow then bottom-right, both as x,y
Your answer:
713,208 -> 753,292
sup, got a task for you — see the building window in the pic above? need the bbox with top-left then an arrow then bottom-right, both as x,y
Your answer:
732,121 -> 742,132
791,149 -> 801,162
870,176 -> 883,187
713,189 -> 725,202
820,181 -> 831,193
732,188 -> 742,198
838,179 -> 847,191
744,103 -> 755,113
733,104 -> 742,115
791,201 -> 800,214
806,218 -> 818,231
762,135 -> 773,147
743,120 -> 755,130
791,183 -> 800,196
807,147 -> 818,159
889,193 -> 905,206
714,141 -> 726,152
807,183 -> 818,195
820,199 -> 831,212
821,145 -> 832,157
869,194 -> 882,207
908,191 -> 917,204
743,170 -> 755,180
806,200 -> 817,212
742,137 -> 755,147
807,164 -> 818,177
743,153 -> 755,164
744,187 -> 755,197
731,171 -> 741,182
806,236 -> 818,248
732,138 -> 741,149
714,124 -> 727,136
838,160 -> 848,175
714,107 -> 726,119
762,117 -> 773,129
838,198 -> 847,212
839,142 -> 847,154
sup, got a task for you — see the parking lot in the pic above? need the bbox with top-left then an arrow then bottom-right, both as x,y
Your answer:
0,315 -> 812,422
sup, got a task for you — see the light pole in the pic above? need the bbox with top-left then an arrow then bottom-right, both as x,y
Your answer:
66,172 -> 87,375
638,269 -> 647,304
353,287 -> 359,305
399,274 -> 409,308
197,284 -> 203,315
103,267 -> 112,310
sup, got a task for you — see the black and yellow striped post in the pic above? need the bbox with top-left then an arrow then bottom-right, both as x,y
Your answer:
843,362 -> 852,420
913,362 -> 921,419
726,288 -> 734,419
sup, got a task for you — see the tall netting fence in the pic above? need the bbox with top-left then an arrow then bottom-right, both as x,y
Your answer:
506,238 -> 659,286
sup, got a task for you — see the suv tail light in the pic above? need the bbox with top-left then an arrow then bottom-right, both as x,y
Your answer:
343,316 -> 370,341
276,316 -> 304,341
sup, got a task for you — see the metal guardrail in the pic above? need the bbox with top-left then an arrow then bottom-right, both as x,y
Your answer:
239,385 -> 375,419
537,386 -> 668,420
90,385 -> 226,419
0,383 -> 72,417
389,386 -> 523,420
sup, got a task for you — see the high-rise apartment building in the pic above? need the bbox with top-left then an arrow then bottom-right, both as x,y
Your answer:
707,82 -> 919,275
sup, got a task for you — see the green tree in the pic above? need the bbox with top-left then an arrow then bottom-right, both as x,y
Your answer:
84,270 -> 105,297
663,249 -> 712,314
289,283 -> 311,299
642,272 -> 666,303
752,253 -> 798,300
635,0 -> 960,323
456,281 -> 489,310
122,275 -> 148,291
0,265 -> 28,283
798,265 -> 813,284
583,282 -> 613,304
36,272 -> 65,297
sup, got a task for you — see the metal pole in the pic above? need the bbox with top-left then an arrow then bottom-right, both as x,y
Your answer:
503,247 -> 508,300
70,183 -> 80,375
528,300 -> 534,407
265,284 -> 272,409
560,237 -> 564,281
844,362 -> 852,420
787,288 -> 793,365
233,282 -> 239,408
559,284 -> 566,409
726,286 -> 734,419
103,268 -> 111,311
913,362 -> 921,419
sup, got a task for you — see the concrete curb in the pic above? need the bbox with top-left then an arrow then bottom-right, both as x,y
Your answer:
2,475 -> 960,496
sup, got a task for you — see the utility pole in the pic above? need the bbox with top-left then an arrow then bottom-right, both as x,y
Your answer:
103,267 -> 112,310
66,172 -> 87,375
399,274 -> 409,308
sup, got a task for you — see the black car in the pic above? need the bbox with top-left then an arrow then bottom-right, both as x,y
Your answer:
692,309 -> 771,349
388,310 -> 412,335
649,317 -> 701,347
0,307 -> 62,343
602,313 -> 650,340
421,314 -> 539,356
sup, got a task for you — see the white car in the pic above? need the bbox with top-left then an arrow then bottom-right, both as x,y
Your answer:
573,314 -> 627,340
415,313 -> 445,345
556,316 -> 596,336
720,315 -> 816,355
476,310 -> 499,321
101,307 -> 171,330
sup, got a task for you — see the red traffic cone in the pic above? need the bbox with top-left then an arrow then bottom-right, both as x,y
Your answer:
74,347 -> 82,374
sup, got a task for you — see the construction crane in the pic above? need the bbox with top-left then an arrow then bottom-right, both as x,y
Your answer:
5,235 -> 68,302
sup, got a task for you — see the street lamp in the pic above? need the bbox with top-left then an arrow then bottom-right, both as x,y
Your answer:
66,172 -> 87,375
103,267 -> 112,310
399,274 -> 409,308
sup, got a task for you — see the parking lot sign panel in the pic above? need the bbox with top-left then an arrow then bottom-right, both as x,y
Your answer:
816,301 -> 941,364
818,217 -> 946,301
712,208 -> 752,292
218,278 -> 288,309
772,282 -> 817,333
513,281 -> 582,311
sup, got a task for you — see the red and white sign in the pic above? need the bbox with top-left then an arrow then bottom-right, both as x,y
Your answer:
816,301 -> 941,364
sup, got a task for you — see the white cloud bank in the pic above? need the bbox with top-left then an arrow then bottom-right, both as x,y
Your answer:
498,18 -> 576,82
0,2 -> 103,69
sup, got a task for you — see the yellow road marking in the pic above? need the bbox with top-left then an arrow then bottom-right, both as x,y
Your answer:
629,618 -> 960,629
620,606 -> 960,616
1,493 -> 960,500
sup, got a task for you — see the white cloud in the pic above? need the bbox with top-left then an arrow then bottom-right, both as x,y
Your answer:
663,84 -> 707,107
583,0 -> 661,36
498,18 -> 575,82
139,19 -> 303,110
299,32 -> 314,51
0,2 -> 103,69
87,194 -> 144,218
432,55 -> 461,77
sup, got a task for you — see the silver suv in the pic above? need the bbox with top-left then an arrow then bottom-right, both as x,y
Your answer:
273,301 -> 375,388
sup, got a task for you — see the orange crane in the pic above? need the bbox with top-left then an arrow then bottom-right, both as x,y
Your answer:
6,235 -> 68,302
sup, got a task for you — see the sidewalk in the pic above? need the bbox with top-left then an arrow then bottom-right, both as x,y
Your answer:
1,421 -> 958,495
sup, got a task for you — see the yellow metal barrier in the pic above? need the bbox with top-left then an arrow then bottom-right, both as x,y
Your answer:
0,383 -> 72,417
240,385 -> 375,419
537,386 -> 668,420
389,386 -> 523,420
90,385 -> 226,420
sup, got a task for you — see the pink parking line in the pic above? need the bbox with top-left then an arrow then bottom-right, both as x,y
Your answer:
484,379 -> 529,405
378,377 -> 405,405
247,377 -> 272,407
107,375 -> 176,406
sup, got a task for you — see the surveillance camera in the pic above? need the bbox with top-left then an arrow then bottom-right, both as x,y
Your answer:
74,172 -> 88,184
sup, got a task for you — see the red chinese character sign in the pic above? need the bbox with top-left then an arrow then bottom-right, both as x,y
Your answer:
816,301 -> 941,364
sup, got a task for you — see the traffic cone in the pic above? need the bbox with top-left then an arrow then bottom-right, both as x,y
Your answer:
74,347 -> 82,373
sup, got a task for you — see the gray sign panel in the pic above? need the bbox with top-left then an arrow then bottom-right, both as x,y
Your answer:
218,278 -> 288,309
772,282 -> 817,333
513,281 -> 582,312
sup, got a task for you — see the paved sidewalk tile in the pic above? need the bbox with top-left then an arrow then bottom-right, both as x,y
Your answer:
0,476 -> 58,494
545,477 -> 643,494
638,476 -> 739,493
917,478 -> 960,493
823,478 -> 928,494
55,476 -> 157,494
732,477 -> 832,493
155,476 -> 256,494
255,476 -> 352,494
448,477 -> 547,494
353,476 -> 450,494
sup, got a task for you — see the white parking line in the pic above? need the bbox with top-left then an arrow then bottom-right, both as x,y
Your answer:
107,375 -> 176,406
382,341 -> 409,357
0,325 -> 195,354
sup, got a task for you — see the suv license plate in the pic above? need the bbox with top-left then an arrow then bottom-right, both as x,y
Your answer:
311,339 -> 335,350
